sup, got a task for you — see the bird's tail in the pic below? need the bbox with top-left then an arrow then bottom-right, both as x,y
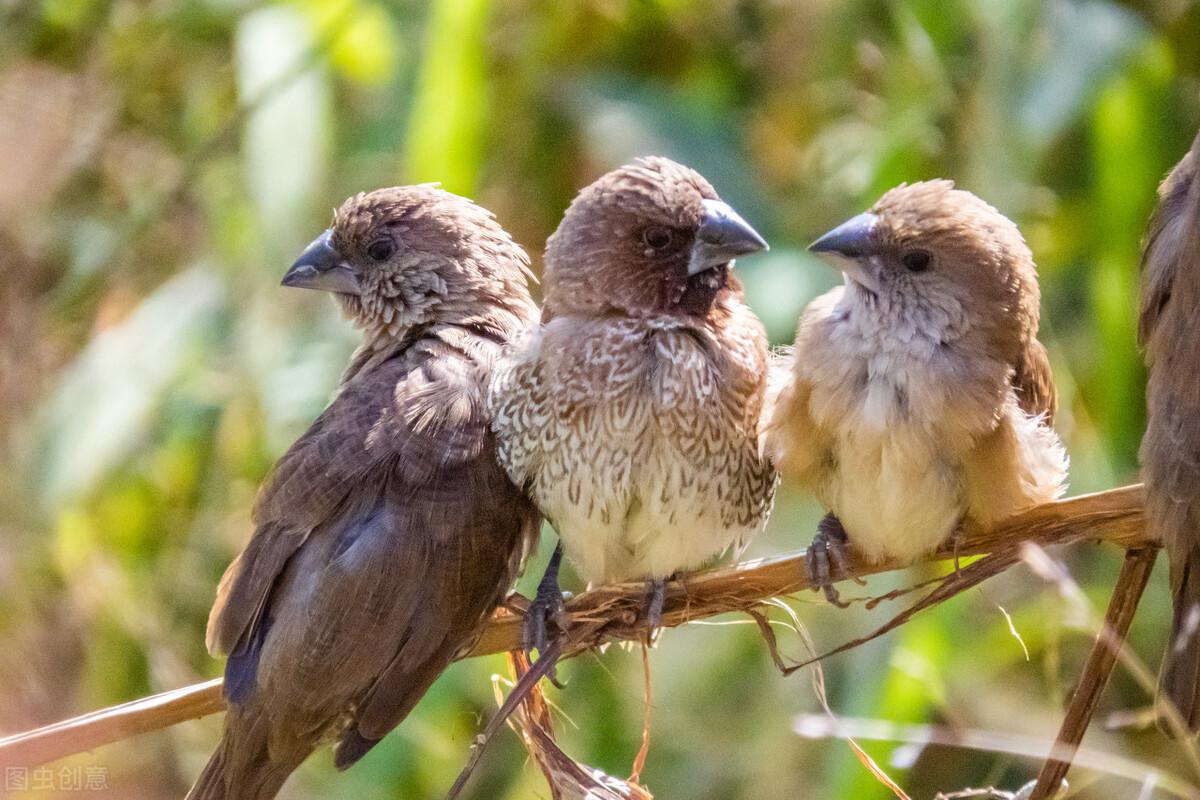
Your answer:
185,710 -> 309,800
1160,546 -> 1200,734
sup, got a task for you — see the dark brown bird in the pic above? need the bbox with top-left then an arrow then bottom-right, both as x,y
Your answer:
187,186 -> 540,800
766,181 -> 1067,602
489,157 -> 775,645
1139,131 -> 1200,733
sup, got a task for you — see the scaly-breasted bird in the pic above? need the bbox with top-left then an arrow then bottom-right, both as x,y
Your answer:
489,157 -> 775,646
766,181 -> 1068,603
1139,131 -> 1200,732
187,187 -> 540,800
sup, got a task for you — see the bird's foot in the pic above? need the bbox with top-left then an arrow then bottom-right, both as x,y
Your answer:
949,522 -> 967,579
807,514 -> 857,608
524,543 -> 570,684
639,577 -> 668,639
526,583 -> 569,654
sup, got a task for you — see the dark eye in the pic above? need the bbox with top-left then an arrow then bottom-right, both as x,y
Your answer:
902,250 -> 931,272
367,238 -> 395,261
642,226 -> 673,250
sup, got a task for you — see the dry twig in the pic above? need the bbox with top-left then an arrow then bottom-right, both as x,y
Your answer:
0,484 -> 1150,770
499,650 -> 653,800
1027,547 -> 1159,800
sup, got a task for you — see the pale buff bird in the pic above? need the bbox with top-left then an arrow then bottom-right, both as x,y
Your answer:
489,157 -> 776,646
767,180 -> 1067,603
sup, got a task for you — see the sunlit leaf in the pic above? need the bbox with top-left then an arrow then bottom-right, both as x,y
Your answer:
297,0 -> 402,86
404,0 -> 491,193
1088,39 -> 1172,466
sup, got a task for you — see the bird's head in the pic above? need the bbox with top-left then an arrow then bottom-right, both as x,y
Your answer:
282,186 -> 535,341
809,180 -> 1039,353
543,156 -> 768,318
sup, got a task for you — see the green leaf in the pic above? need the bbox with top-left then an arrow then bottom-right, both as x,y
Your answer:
403,0 -> 492,193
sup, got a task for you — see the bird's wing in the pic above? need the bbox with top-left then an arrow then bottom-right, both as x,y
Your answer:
764,293 -> 839,485
204,357 -> 400,658
1139,134 -> 1200,730
1011,337 -> 1057,425
487,328 -> 553,492
488,318 -> 649,493
1140,135 -> 1199,349
207,339 -> 537,751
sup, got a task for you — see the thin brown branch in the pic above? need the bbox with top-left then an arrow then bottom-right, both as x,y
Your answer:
1028,546 -> 1158,800
0,484 -> 1150,769
0,679 -> 226,769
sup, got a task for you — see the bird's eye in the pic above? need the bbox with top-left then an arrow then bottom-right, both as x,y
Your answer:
902,250 -> 931,272
367,238 -> 395,261
642,226 -> 673,250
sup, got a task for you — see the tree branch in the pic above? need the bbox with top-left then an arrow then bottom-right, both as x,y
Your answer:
0,484 -> 1150,769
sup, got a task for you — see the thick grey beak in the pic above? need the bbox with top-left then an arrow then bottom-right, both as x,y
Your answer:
808,212 -> 882,293
688,198 -> 769,276
809,212 -> 880,259
282,230 -> 362,295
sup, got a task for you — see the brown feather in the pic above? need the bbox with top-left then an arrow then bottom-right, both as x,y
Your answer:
1013,337 -> 1057,425
1139,131 -> 1200,733
1139,136 -> 1198,347
188,187 -> 540,799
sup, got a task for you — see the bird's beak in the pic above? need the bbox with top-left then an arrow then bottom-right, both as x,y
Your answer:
688,198 -> 769,276
809,212 -> 882,294
282,230 -> 362,296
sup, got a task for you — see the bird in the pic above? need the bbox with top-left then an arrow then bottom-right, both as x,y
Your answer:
766,180 -> 1068,604
186,186 -> 541,800
489,156 -> 776,649
1138,131 -> 1200,733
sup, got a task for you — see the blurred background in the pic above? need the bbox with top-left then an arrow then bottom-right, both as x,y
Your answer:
1,0 -> 1198,797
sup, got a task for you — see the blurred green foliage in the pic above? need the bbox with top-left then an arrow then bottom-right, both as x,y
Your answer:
1,0 -> 1199,798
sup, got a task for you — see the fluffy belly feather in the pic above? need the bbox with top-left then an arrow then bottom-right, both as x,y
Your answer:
540,437 -> 754,585
823,428 -> 964,564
